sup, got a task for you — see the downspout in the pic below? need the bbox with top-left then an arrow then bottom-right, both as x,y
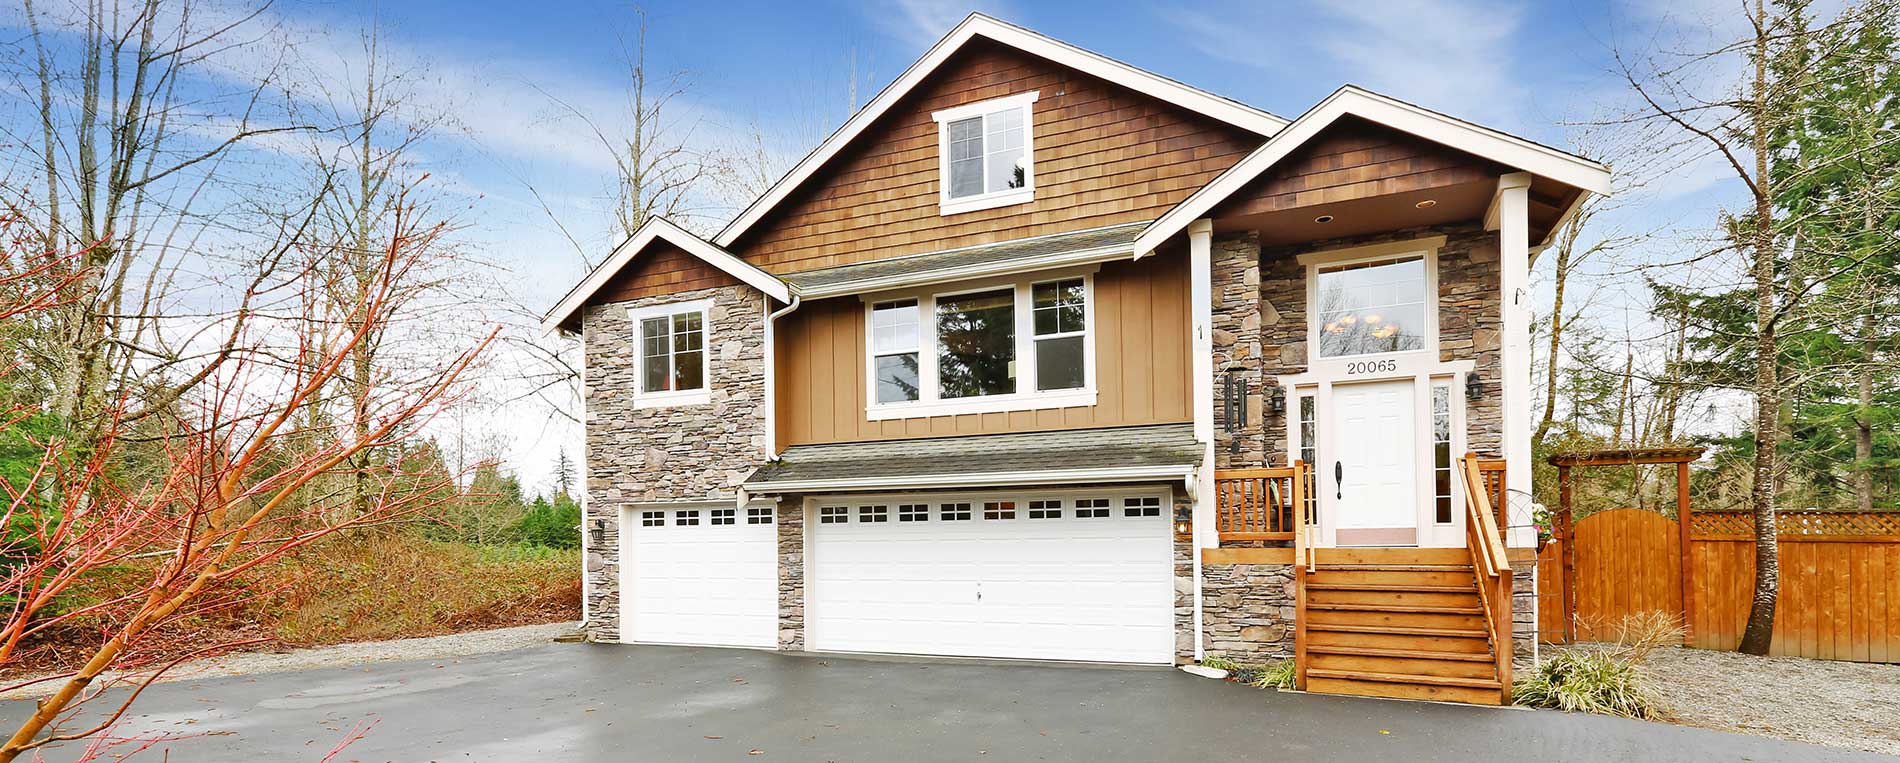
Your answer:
763,292 -> 802,460
574,323 -> 590,631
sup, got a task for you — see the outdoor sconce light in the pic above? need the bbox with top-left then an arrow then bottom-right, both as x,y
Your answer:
1466,374 -> 1484,402
1268,385 -> 1285,414
1173,505 -> 1192,537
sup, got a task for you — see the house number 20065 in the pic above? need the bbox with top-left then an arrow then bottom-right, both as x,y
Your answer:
1345,359 -> 1398,375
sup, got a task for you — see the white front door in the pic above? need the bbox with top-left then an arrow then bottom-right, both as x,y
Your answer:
1330,378 -> 1418,545
808,491 -> 1174,664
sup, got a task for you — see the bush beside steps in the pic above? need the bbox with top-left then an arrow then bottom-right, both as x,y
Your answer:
1198,656 -> 1297,690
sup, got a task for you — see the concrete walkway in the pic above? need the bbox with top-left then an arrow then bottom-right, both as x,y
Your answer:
1,643 -> 1886,762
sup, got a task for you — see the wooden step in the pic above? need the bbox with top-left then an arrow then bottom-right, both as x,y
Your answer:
1305,604 -> 1487,631
1306,583 -> 1475,593
1306,622 -> 1489,639
1308,569 -> 1477,587
1307,652 -> 1498,680
1307,589 -> 1480,609
1306,668 -> 1501,690
1305,675 -> 1507,706
1307,645 -> 1493,662
1306,628 -> 1491,654
1306,602 -> 1483,615
1312,548 -> 1471,565
1315,563 -> 1472,572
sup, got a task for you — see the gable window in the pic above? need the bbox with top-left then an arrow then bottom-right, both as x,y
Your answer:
865,273 -> 1095,420
933,91 -> 1038,215
1314,256 -> 1429,358
628,298 -> 713,407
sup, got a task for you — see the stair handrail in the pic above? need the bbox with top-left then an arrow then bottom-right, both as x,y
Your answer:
1458,453 -> 1513,698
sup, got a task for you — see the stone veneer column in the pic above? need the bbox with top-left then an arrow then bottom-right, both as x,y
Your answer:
1173,490 -> 1196,664
1211,232 -> 1265,469
581,283 -> 768,643
777,499 -> 806,650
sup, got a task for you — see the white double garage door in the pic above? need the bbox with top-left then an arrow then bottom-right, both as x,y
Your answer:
621,488 -> 1176,664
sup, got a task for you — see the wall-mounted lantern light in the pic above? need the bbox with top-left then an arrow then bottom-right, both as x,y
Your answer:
1466,374 -> 1485,402
1173,505 -> 1192,537
1268,385 -> 1285,415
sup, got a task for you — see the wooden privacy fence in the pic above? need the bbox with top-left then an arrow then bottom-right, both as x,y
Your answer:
1539,509 -> 1900,664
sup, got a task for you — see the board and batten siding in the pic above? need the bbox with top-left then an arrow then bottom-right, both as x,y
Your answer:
729,38 -> 1263,274
775,251 -> 1191,446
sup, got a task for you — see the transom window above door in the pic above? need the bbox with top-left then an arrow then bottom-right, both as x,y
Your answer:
933,91 -> 1038,215
866,273 -> 1096,420
628,298 -> 713,408
1314,256 -> 1430,358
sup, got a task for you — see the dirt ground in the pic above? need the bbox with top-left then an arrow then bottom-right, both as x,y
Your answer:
1544,644 -> 1900,756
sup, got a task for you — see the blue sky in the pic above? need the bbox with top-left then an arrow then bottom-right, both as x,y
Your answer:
0,0 -> 1763,489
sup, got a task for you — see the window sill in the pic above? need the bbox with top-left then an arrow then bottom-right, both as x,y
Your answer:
632,389 -> 712,410
866,388 -> 1096,421
939,188 -> 1033,216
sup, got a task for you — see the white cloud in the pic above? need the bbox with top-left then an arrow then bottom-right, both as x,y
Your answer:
871,0 -> 1011,48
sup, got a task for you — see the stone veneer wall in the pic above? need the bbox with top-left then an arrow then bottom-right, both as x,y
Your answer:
580,283 -> 768,642
777,499 -> 806,650
1200,563 -> 1296,660
1211,232 -> 1265,470
1512,565 -> 1537,656
1173,490 -> 1196,664
1256,222 -> 1504,463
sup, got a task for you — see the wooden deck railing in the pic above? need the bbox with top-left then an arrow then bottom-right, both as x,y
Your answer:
1460,454 -> 1513,692
1477,459 -> 1507,531
1214,466 -> 1302,542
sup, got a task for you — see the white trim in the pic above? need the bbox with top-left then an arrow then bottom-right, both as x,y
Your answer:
712,13 -> 1285,250
1301,237 -> 1442,369
543,216 -> 791,334
935,91 -> 1040,216
625,297 -> 714,409
798,235 -> 1133,299
863,271 -> 1099,421
1132,86 -> 1611,259
1186,220 -> 1217,552
1496,172 -> 1536,548
743,464 -> 1197,494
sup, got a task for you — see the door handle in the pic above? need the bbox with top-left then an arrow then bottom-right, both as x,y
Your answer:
1334,460 -> 1343,500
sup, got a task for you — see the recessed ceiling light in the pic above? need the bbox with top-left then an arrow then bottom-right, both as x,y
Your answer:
1415,199 -> 1438,209
1314,214 -> 1334,223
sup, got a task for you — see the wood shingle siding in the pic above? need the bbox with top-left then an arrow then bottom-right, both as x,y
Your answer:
731,40 -> 1261,273
1214,118 -> 1504,217
590,243 -> 743,303
774,249 -> 1192,446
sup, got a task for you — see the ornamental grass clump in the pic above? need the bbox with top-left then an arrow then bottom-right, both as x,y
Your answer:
1513,650 -> 1656,719
1250,659 -> 1298,690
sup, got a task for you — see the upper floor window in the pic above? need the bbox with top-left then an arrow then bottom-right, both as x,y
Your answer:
866,273 -> 1094,419
1314,256 -> 1429,358
628,298 -> 713,408
933,91 -> 1038,215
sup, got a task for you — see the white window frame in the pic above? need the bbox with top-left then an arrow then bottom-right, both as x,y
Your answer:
933,91 -> 1039,216
862,268 -> 1097,421
1298,236 -> 1443,373
627,298 -> 714,409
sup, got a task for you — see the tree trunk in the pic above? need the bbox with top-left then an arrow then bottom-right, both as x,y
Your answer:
1738,0 -> 1780,655
1534,239 -> 1570,450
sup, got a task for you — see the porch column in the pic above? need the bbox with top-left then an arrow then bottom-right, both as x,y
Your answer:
1189,218 -> 1217,550
1493,173 -> 1535,548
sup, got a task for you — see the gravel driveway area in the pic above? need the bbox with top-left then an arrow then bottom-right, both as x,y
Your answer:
1548,644 -> 1900,756
0,622 -> 575,701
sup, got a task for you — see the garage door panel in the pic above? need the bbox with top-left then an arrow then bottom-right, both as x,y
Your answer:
624,509 -> 777,649
811,491 -> 1176,664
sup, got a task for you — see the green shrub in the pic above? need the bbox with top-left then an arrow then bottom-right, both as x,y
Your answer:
1250,660 -> 1297,690
511,495 -> 581,549
1513,650 -> 1655,718
1200,656 -> 1242,672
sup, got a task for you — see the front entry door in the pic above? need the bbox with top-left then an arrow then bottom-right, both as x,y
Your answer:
1330,379 -> 1418,546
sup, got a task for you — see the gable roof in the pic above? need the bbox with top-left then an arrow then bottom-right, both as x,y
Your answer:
542,217 -> 791,333
1131,86 -> 1613,257
710,13 -> 1289,251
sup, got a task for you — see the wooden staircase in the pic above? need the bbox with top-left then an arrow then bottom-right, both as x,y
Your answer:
1297,548 -> 1509,705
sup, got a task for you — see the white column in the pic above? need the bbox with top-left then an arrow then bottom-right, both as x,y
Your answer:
1495,173 -> 1535,549
1188,219 -> 1216,550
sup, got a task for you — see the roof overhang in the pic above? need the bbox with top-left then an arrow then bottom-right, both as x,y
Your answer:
542,217 -> 792,334
743,464 -> 1196,494
783,222 -> 1147,299
711,13 -> 1288,251
1132,86 -> 1613,257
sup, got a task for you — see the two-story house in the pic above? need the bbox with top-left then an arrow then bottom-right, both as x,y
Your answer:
545,14 -> 1608,705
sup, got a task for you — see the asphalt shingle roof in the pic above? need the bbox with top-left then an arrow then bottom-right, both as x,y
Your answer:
780,222 -> 1150,293
743,423 -> 1199,488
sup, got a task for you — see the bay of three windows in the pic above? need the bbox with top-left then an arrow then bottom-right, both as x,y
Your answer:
871,277 -> 1088,405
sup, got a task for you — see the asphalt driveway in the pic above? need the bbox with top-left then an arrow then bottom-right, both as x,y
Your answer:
2,643 -> 1886,762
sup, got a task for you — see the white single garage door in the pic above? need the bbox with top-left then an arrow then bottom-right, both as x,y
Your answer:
809,489 -> 1175,664
622,504 -> 778,648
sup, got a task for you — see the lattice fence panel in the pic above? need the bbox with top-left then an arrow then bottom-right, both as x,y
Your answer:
1692,510 -> 1900,537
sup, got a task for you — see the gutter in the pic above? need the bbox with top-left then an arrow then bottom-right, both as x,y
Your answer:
743,464 -> 1198,495
762,293 -> 802,459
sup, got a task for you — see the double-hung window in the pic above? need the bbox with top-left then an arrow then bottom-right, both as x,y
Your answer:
867,274 -> 1094,419
629,298 -> 712,408
933,92 -> 1038,215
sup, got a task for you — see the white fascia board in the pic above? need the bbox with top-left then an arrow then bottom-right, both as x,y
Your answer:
1133,86 -> 1613,258
742,464 -> 1198,494
542,217 -> 791,334
711,13 -> 1286,251
795,242 -> 1134,299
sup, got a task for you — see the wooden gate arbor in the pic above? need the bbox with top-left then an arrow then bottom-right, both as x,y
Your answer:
1545,447 -> 1705,644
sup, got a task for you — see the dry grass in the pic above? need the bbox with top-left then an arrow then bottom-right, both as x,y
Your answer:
253,535 -> 580,646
